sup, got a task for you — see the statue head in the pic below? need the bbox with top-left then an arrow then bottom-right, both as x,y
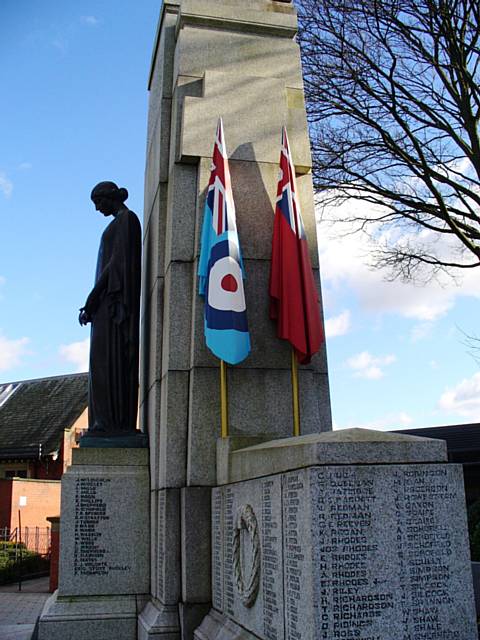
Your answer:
91,181 -> 129,216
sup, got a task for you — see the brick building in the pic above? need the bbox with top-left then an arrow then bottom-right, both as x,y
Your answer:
0,373 -> 88,532
396,423 -> 480,505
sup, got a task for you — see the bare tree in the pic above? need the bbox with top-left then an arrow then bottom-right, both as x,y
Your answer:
297,0 -> 480,280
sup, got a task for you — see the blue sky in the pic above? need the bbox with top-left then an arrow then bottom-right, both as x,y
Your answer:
319,202 -> 480,430
0,0 -> 158,379
1,1 -> 479,431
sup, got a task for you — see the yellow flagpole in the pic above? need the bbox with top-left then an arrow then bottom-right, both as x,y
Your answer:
291,349 -> 300,437
220,359 -> 229,438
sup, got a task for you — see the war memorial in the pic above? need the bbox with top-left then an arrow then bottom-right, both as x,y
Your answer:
38,1 -> 478,639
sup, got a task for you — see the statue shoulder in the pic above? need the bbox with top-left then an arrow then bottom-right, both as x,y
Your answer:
118,207 -> 141,226
116,209 -> 142,245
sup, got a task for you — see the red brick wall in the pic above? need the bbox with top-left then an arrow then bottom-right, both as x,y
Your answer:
8,479 -> 61,529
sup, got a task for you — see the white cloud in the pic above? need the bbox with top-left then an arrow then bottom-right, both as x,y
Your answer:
0,333 -> 29,372
410,322 -> 434,342
18,162 -> 32,171
0,172 -> 13,198
346,351 -> 396,379
334,411 -> 413,431
438,372 -> 480,419
81,15 -> 99,26
325,310 -> 351,338
59,338 -> 89,372
317,197 -> 480,322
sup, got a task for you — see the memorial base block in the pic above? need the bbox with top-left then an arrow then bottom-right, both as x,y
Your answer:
194,609 -> 259,640
137,599 -> 181,640
38,592 -> 146,640
204,429 -> 478,640
38,447 -> 150,640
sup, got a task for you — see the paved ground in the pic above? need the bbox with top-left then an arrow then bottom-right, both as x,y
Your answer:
0,577 -> 50,640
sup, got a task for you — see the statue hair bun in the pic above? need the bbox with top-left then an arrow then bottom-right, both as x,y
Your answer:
118,187 -> 128,202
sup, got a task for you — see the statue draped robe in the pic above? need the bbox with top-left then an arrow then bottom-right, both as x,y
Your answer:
86,208 -> 141,434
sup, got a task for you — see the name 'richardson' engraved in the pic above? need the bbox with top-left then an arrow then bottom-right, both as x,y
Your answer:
307,465 -> 474,640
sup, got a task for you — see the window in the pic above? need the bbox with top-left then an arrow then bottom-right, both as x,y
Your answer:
4,470 -> 27,479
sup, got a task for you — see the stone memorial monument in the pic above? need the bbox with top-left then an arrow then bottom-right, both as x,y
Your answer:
38,185 -> 149,638
199,430 -> 478,640
138,1 -> 331,638
38,1 -> 478,639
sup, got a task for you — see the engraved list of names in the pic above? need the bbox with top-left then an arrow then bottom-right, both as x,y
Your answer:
214,464 -> 476,640
73,477 -> 111,576
303,465 -> 476,640
217,477 -> 285,639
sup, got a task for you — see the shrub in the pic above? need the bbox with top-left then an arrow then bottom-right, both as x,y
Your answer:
0,544 -> 50,585
468,500 -> 480,561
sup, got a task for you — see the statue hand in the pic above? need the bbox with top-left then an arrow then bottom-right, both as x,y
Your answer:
79,308 -> 91,326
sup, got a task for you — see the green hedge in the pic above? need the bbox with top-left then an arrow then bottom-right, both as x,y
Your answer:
468,499 -> 480,561
0,545 -> 50,585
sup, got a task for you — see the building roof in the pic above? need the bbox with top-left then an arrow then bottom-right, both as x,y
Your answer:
0,373 -> 88,460
395,423 -> 480,459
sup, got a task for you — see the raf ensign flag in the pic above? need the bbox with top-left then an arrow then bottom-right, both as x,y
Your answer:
269,127 -> 323,364
198,119 -> 251,365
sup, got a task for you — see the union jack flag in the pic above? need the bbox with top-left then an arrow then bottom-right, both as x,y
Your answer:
276,128 -> 306,239
198,119 -> 251,365
206,122 -> 236,236
269,127 -> 323,364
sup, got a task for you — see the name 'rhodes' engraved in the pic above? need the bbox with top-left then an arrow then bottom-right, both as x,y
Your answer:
312,467 -> 395,639
278,463 -> 476,640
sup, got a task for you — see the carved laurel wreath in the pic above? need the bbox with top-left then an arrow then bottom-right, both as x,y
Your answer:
232,504 -> 261,608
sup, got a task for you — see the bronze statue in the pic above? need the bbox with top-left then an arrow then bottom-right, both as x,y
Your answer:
79,181 -> 143,446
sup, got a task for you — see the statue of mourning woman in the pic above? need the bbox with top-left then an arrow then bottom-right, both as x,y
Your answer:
79,181 -> 147,447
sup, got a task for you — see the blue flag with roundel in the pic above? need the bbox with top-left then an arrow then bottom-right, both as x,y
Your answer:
198,119 -> 251,364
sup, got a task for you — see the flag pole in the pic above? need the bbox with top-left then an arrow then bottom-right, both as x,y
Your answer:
220,359 -> 229,438
291,349 -> 300,437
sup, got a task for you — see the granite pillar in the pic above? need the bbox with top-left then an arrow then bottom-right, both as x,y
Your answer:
140,1 -> 331,638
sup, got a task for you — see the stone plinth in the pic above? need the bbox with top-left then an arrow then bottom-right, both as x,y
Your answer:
38,448 -> 150,640
219,428 -> 448,484
198,430 -> 478,640
141,0 -> 332,636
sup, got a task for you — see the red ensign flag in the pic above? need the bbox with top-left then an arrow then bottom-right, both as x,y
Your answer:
269,127 -> 324,364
